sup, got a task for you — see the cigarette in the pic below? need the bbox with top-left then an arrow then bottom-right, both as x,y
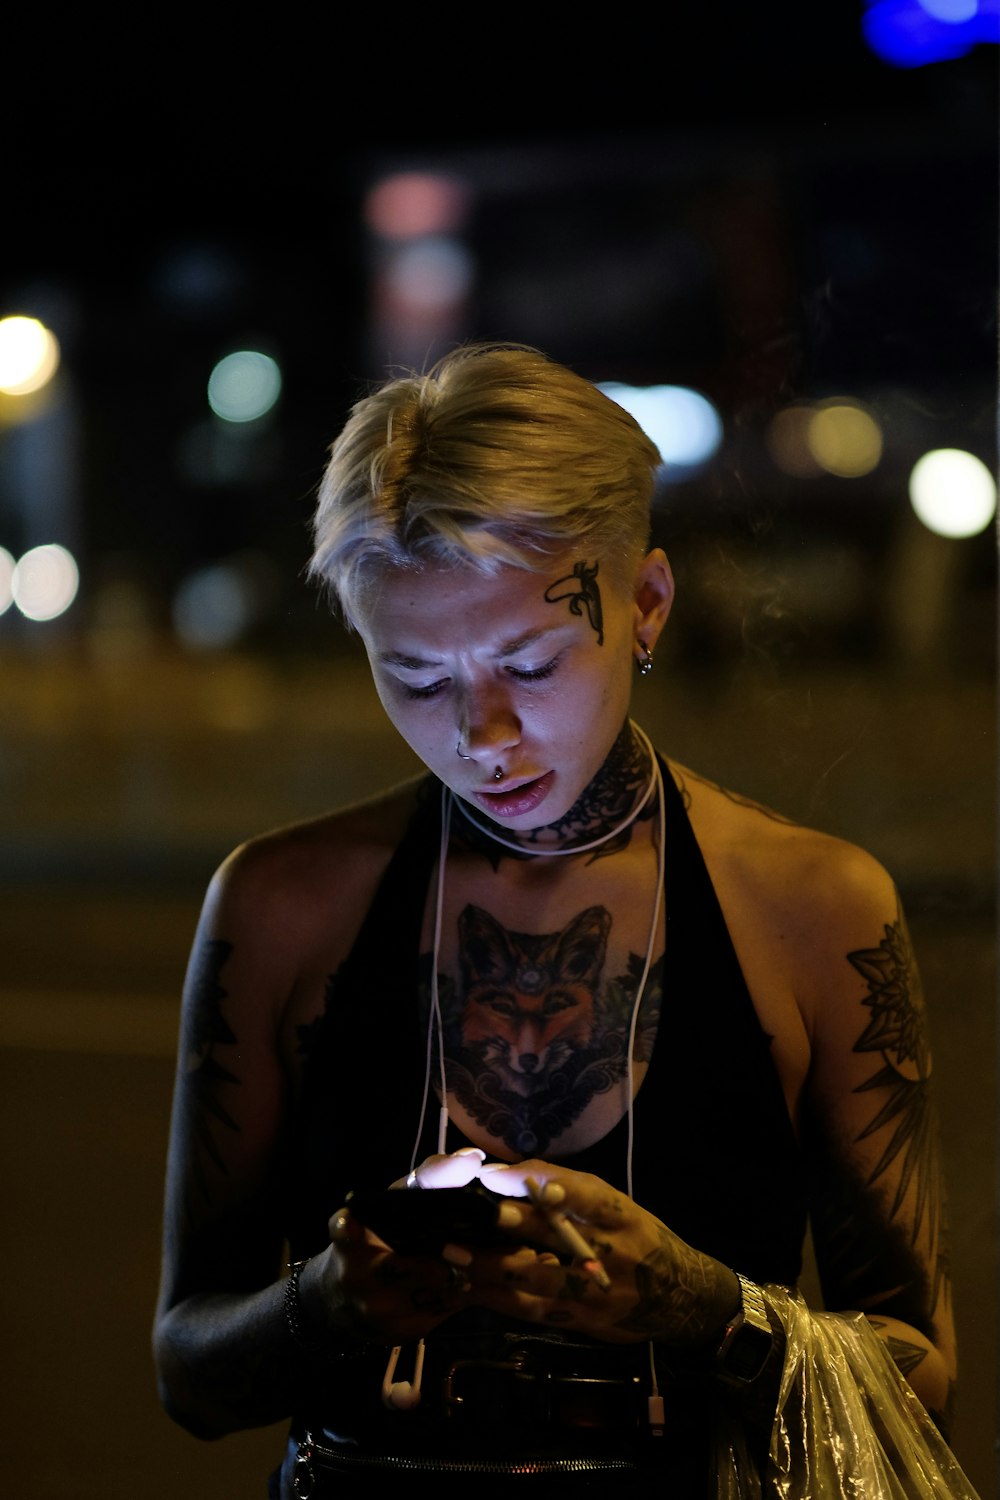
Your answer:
525,1176 -> 611,1291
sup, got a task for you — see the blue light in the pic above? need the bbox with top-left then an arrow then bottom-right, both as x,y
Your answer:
599,382 -> 723,475
862,0 -> 1000,67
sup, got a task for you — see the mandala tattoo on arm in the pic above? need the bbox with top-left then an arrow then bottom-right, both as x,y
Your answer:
181,937 -> 241,1201
848,907 -> 941,1269
808,900 -> 948,1345
544,560 -> 604,644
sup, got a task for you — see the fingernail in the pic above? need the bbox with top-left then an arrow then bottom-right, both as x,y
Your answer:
455,1147 -> 486,1159
498,1202 -> 523,1227
541,1181 -> 566,1205
442,1243 -> 474,1266
480,1161 -> 511,1173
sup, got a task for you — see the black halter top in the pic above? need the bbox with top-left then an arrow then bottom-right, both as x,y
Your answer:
282,756 -> 805,1285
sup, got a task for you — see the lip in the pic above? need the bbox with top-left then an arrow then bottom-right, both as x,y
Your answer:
472,769 -> 555,819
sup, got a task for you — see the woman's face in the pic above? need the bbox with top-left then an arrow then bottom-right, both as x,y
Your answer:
356,550 -> 666,833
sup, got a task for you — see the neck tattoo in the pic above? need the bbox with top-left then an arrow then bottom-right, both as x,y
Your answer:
412,721 -> 667,1205
453,721 -> 658,859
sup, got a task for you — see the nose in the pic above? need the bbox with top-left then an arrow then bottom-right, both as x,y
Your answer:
457,683 -> 522,764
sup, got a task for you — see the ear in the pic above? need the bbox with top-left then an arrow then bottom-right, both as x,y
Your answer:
632,548 -> 674,654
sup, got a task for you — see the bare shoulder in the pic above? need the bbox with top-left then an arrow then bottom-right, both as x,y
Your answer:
657,758 -> 920,1100
204,772 -> 430,949
667,758 -> 899,945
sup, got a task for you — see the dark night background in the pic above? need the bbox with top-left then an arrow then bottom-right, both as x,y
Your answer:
3,7 -> 995,622
1,7 -> 997,1496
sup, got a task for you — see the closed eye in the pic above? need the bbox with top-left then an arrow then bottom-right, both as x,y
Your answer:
399,655 -> 560,699
506,656 -> 560,683
401,679 -> 449,700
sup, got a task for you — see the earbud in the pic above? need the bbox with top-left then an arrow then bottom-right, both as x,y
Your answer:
385,1382 -> 421,1411
381,1340 -> 425,1410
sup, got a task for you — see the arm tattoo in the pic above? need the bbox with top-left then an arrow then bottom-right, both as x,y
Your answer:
181,937 -> 241,1199
807,903 -> 948,1338
544,559 -> 604,644
868,1318 -> 955,1437
847,906 -> 944,1295
867,1319 -> 928,1378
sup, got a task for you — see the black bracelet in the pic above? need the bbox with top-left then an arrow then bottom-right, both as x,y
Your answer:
284,1258 -> 325,1356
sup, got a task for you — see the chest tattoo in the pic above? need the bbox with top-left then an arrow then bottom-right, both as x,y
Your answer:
424,903 -> 661,1155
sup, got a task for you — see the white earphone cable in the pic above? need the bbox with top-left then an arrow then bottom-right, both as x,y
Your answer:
414,725 -> 665,1191
408,728 -> 667,1428
410,788 -> 453,1169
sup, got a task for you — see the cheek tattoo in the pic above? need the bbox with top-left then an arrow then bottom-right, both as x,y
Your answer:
544,560 -> 604,644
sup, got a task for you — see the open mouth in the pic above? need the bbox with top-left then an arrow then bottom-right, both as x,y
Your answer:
473,770 -> 555,819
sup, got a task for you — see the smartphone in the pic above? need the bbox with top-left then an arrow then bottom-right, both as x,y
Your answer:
345,1180 -> 510,1254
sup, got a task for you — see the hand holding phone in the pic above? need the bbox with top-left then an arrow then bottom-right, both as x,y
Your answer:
345,1179 -> 510,1254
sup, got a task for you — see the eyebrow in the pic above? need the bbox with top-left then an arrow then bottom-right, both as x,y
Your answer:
378,651 -> 438,669
377,625 -> 564,670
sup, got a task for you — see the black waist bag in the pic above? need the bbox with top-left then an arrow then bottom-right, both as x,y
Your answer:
276,1332 -> 712,1497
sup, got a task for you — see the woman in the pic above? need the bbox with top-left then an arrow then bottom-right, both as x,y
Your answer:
153,342 -> 970,1497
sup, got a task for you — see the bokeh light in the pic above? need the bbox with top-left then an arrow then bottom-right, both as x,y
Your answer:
207,350 -> 282,424
11,544 -> 80,620
0,546 -> 15,615
919,0 -> 979,18
173,565 -> 248,649
381,238 -> 474,316
766,404 -> 823,477
863,0 -> 1000,66
599,383 -> 723,472
807,400 -> 884,477
364,172 -> 471,239
171,551 -> 279,651
908,448 -> 997,537
0,315 -> 61,395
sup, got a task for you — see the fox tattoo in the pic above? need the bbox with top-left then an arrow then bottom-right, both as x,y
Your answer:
438,903 -> 660,1155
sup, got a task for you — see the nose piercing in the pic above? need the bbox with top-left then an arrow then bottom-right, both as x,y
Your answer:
458,742 -> 503,780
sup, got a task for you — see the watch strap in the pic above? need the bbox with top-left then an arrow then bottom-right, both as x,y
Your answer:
714,1273 -> 774,1385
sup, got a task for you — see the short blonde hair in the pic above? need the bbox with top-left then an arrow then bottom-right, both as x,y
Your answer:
308,341 -> 663,629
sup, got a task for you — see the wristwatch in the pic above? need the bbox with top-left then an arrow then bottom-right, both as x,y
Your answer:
714,1274 -> 774,1385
